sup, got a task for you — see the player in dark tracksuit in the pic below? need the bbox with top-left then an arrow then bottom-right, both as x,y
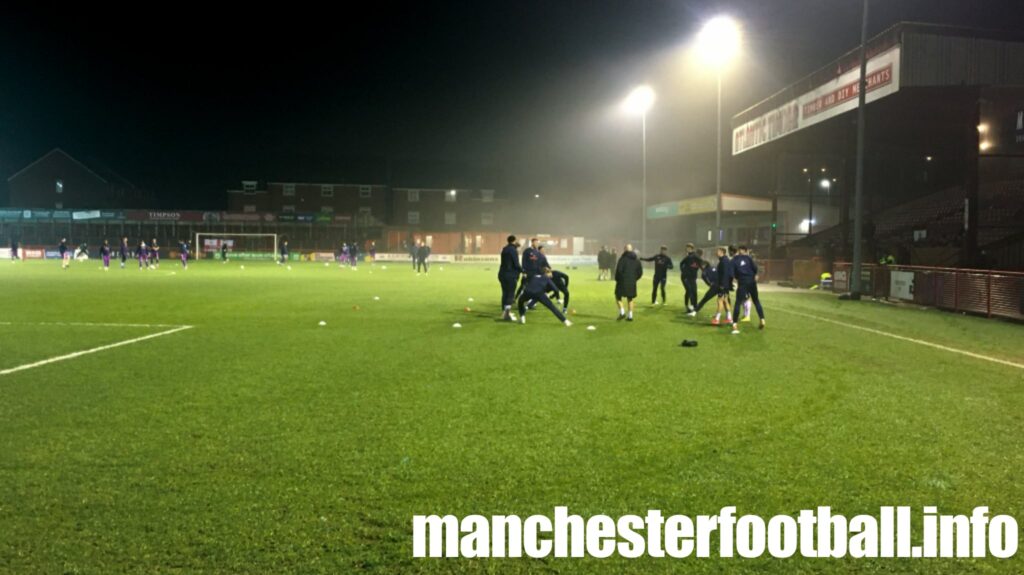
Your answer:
515,238 -> 542,299
416,243 -> 431,273
526,243 -> 560,310
550,270 -> 570,313
730,245 -> 765,332
59,238 -> 69,270
614,245 -> 643,320
179,240 -> 190,268
535,243 -> 550,270
137,240 -> 148,269
100,240 -> 111,270
498,235 -> 522,321
680,244 -> 702,312
119,237 -> 128,268
517,268 -> 571,326
149,239 -> 160,268
279,240 -> 289,265
692,258 -> 719,315
641,245 -> 674,305
713,247 -> 735,325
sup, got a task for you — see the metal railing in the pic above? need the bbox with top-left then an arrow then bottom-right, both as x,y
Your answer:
832,262 -> 1024,321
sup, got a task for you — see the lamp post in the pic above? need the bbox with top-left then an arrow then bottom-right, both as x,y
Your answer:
623,85 -> 655,254
851,0 -> 870,298
697,16 -> 741,244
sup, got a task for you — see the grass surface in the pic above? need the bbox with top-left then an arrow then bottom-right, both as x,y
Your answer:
0,259 -> 1022,574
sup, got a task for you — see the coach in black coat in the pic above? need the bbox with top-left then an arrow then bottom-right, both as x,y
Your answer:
614,244 -> 643,320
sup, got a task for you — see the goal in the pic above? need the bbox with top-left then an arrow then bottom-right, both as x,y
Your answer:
195,233 -> 278,261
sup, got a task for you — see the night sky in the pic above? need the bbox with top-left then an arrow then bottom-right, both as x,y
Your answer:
2,1 -> 1023,216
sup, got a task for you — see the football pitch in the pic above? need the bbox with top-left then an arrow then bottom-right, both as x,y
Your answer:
1,259 -> 1022,574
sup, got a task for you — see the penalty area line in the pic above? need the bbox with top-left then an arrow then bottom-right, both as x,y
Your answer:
775,307 -> 1024,371
0,325 -> 194,377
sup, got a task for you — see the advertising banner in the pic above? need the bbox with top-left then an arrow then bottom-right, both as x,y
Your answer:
73,210 -> 102,221
218,251 -> 276,260
221,212 -> 276,223
733,45 -> 901,155
126,210 -> 205,222
202,238 -> 235,252
24,210 -> 51,220
374,253 -> 598,265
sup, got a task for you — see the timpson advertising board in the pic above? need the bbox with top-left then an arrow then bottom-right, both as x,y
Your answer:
732,45 -> 901,155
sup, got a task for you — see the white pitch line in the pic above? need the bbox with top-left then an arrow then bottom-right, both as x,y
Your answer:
776,307 -> 1024,371
0,325 -> 193,377
0,321 -> 183,328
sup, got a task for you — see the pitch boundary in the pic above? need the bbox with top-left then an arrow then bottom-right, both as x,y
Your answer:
775,307 -> 1024,371
0,325 -> 194,377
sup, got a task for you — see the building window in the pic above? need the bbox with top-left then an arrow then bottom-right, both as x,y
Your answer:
359,186 -> 372,198
282,205 -> 295,213
359,207 -> 372,218
481,189 -> 494,202
445,211 -> 456,225
407,189 -> 420,202
481,212 -> 494,225
283,183 -> 296,196
446,189 -> 457,203
242,180 -> 257,193
321,206 -> 334,213
407,211 -> 420,224
243,204 -> 256,213
56,179 -> 64,194
321,185 -> 334,197
55,202 -> 63,209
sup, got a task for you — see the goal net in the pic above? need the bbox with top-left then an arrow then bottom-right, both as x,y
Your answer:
195,233 -> 278,261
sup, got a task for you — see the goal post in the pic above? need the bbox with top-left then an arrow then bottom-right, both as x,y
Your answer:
195,232 -> 278,261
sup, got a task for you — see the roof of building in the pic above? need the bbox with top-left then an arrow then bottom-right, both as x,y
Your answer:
733,22 -> 1024,126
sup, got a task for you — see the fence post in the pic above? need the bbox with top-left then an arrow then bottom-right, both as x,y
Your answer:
954,272 -> 959,312
987,272 -> 992,318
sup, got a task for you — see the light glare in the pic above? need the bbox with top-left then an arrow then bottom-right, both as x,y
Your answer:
622,85 -> 656,116
697,16 -> 742,69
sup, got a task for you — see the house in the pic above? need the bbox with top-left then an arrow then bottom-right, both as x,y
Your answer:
6,148 -> 147,209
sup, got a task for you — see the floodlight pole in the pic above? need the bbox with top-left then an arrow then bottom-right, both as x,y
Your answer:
715,71 -> 723,243
641,112 -> 647,255
850,0 -> 869,298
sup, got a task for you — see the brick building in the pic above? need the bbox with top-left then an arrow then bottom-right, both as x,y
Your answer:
225,180 -> 508,231
227,180 -> 390,227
